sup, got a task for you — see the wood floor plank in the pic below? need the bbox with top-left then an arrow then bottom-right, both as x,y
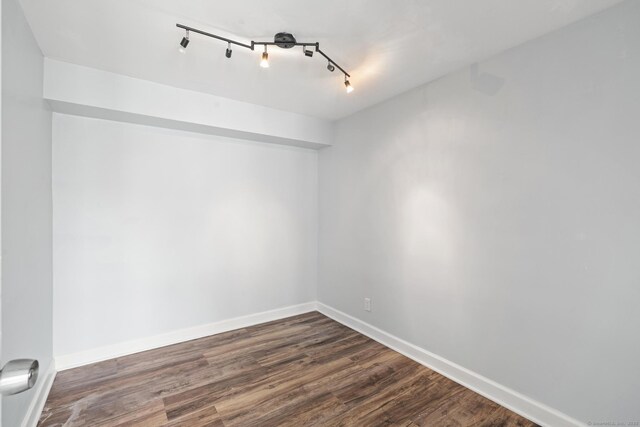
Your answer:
345,371 -> 462,426
38,311 -> 537,427
213,357 -> 355,423
163,405 -> 225,427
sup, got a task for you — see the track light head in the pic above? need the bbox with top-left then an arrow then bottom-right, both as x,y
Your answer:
327,62 -> 335,72
226,42 -> 232,58
260,47 -> 269,68
344,78 -> 354,93
304,47 -> 313,57
178,30 -> 190,53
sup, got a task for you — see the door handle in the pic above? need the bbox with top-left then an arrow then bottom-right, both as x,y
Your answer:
0,359 -> 39,395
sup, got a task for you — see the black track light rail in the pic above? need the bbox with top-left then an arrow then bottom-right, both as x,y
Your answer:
314,48 -> 349,77
177,24 -> 253,49
176,23 -> 350,78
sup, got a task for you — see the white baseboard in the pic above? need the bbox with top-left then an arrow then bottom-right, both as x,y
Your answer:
55,302 -> 317,371
22,360 -> 57,427
316,302 -> 584,427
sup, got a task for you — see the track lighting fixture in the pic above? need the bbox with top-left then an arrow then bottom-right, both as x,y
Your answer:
344,77 -> 354,93
175,24 -> 353,93
178,30 -> 189,53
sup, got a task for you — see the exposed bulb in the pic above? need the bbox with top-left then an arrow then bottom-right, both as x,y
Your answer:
260,51 -> 269,68
344,79 -> 354,93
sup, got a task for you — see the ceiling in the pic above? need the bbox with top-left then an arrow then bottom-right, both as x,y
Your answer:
21,0 -> 622,120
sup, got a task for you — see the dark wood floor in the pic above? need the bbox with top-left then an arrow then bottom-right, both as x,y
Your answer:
38,312 -> 536,426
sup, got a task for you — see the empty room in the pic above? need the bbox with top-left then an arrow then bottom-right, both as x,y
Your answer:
1,0 -> 639,426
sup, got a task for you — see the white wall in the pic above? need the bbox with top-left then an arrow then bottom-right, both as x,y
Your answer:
0,0 -> 2,422
53,114 -> 317,357
319,1 -> 640,424
1,0 -> 53,425
43,59 -> 335,149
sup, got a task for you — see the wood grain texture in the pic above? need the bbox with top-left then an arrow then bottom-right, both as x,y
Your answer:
38,312 -> 537,426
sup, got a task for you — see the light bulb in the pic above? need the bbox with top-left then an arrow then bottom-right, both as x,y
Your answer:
260,51 -> 269,68
344,79 -> 354,93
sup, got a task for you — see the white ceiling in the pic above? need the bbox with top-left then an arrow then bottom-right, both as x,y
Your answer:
21,0 -> 622,120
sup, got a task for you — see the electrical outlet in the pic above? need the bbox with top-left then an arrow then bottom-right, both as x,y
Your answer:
364,297 -> 371,312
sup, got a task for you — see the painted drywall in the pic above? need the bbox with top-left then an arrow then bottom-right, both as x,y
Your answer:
53,114 -> 317,357
0,0 -> 2,422
1,0 -> 53,425
43,59 -> 334,149
318,1 -> 640,424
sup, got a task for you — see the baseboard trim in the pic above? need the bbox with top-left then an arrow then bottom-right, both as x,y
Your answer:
21,361 -> 57,427
55,302 -> 317,371
316,302 -> 584,427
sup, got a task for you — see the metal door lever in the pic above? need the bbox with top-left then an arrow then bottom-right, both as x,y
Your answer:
0,359 -> 39,395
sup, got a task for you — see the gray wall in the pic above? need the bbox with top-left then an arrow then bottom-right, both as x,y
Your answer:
1,0 -> 53,424
318,1 -> 640,424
